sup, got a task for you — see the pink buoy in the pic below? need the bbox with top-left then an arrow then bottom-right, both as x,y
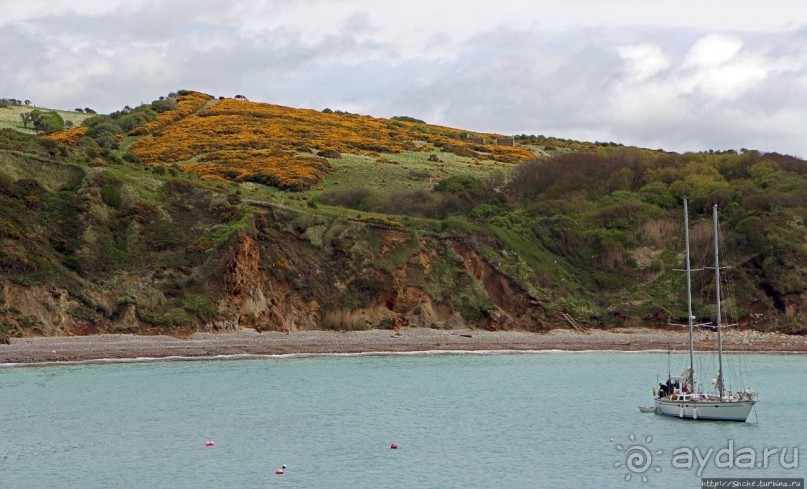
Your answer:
390,443 -> 398,449
275,468 -> 284,475
205,441 -> 215,447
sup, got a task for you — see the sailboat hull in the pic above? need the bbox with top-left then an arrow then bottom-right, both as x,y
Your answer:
654,398 -> 755,422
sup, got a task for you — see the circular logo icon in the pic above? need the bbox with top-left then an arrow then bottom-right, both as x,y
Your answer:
612,434 -> 663,483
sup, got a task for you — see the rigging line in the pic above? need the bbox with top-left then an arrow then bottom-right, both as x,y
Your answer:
697,223 -> 714,392
717,217 -> 749,393
666,328 -> 671,379
726,229 -> 742,328
684,323 -> 740,329
743,353 -> 753,391
695,228 -> 710,326
730,355 -> 741,393
667,322 -> 738,328
701,225 -> 714,322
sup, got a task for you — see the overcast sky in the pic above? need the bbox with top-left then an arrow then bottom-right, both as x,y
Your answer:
2,1 -> 806,156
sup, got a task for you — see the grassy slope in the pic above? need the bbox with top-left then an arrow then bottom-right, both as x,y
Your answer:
126,93 -> 536,189
0,105 -> 92,132
0,131 -> 246,334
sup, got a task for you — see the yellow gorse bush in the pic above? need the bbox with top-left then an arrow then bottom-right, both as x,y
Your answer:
186,150 -> 331,190
44,126 -> 88,145
124,91 -> 534,190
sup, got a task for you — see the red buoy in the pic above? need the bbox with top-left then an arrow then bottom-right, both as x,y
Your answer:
275,468 -> 284,475
205,441 -> 215,447
390,443 -> 398,449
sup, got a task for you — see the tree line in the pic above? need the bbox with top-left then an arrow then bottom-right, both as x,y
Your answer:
0,98 -> 31,108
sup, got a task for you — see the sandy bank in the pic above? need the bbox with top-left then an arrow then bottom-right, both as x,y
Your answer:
1,328 -> 806,364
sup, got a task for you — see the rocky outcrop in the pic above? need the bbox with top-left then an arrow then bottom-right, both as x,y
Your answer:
202,217 -> 550,333
216,232 -> 322,331
451,242 -> 544,330
0,282 -> 79,336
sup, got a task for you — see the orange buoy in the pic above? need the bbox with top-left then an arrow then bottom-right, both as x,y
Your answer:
390,443 -> 398,449
205,441 -> 215,447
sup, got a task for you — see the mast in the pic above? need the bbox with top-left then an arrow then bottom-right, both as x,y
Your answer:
684,197 -> 695,390
713,204 -> 725,398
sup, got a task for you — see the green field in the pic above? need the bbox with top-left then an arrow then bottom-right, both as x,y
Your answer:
0,105 -> 93,132
310,150 -> 505,197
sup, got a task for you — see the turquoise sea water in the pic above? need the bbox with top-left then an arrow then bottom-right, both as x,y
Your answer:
0,351 -> 804,488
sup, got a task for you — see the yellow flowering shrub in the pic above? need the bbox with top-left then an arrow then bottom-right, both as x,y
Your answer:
128,92 -> 534,190
44,126 -> 88,145
186,150 -> 331,190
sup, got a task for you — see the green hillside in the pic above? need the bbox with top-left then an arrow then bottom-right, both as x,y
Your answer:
0,91 -> 805,338
0,103 -> 92,133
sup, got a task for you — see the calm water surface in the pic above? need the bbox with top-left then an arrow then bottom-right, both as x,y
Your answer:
0,352 -> 804,488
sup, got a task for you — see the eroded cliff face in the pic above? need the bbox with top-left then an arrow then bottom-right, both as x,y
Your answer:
216,232 -> 322,331
451,242 -> 540,329
3,200 -> 806,337
0,211 -> 549,336
211,215 -> 549,332
0,282 -> 76,336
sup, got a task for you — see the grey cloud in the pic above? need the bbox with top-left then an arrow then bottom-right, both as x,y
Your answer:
2,4 -> 807,158
339,13 -> 373,33
1,5 -> 398,112
377,32 -> 623,135
376,27 -> 807,156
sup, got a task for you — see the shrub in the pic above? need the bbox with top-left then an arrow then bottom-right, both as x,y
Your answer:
151,98 -> 178,113
317,149 -> 342,159
434,175 -> 479,194
318,188 -> 374,210
122,153 -> 141,164
29,110 -> 65,134
391,115 -> 425,123
100,185 -> 124,209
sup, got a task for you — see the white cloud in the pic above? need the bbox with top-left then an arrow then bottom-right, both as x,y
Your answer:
685,34 -> 743,67
617,44 -> 671,82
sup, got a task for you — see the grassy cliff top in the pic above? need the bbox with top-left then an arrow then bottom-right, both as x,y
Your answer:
0,104 -> 92,133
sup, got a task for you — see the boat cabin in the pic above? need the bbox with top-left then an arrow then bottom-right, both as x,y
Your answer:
657,375 -> 689,398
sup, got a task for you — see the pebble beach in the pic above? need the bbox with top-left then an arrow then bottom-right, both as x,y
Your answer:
1,327 -> 805,364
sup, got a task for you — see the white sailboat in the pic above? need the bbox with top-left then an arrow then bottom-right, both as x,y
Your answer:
650,197 -> 757,422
